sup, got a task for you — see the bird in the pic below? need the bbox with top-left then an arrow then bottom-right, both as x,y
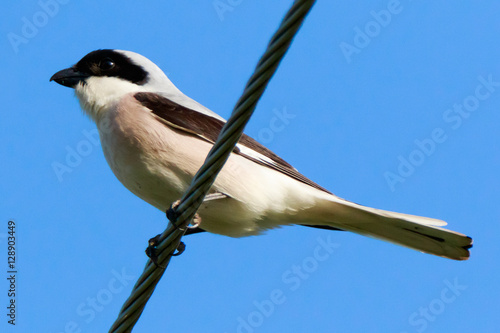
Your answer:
50,49 -> 472,260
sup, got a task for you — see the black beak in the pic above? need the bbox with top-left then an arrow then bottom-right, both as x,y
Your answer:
50,67 -> 89,88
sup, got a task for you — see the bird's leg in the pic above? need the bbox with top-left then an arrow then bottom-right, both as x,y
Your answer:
145,200 -> 203,267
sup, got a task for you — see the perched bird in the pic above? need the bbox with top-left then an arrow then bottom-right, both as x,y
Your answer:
51,49 -> 472,260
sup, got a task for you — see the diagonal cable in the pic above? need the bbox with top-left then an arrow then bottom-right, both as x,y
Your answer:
109,1 -> 316,332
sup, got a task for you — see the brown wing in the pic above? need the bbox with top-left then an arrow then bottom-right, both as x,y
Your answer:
134,92 -> 332,194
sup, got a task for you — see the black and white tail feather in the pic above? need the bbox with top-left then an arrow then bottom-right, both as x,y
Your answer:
303,196 -> 472,260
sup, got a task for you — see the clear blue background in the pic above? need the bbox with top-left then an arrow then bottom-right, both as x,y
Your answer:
1,1 -> 498,332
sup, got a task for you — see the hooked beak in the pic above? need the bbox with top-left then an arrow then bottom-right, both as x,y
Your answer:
50,67 -> 89,88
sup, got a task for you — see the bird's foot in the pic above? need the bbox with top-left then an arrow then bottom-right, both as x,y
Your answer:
166,200 -> 181,226
166,200 -> 202,231
145,234 -> 186,268
145,234 -> 165,268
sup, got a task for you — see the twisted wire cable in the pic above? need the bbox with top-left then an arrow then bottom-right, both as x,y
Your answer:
109,1 -> 316,331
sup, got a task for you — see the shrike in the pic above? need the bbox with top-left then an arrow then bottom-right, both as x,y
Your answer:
51,49 -> 472,260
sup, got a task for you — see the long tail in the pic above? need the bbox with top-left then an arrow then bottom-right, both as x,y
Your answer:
299,197 -> 473,260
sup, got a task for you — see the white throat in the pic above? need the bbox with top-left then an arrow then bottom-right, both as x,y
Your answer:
75,76 -> 145,122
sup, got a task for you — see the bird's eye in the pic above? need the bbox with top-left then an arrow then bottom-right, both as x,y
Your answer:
99,58 -> 115,71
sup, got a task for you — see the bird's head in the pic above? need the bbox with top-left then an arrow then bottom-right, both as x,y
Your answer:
50,49 -> 180,121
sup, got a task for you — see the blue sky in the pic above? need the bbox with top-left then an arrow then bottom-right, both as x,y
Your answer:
1,1 -> 499,332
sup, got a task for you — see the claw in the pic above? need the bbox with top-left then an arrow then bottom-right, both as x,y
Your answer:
188,213 -> 202,229
166,200 -> 202,231
166,199 -> 182,228
145,234 -> 166,268
172,242 -> 186,256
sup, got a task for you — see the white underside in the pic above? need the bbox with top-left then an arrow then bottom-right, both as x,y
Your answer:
95,94 -> 328,236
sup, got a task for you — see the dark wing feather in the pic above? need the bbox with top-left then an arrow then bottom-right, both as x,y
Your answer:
134,92 -> 331,194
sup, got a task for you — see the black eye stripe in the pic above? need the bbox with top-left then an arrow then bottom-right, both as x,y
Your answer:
75,49 -> 148,85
